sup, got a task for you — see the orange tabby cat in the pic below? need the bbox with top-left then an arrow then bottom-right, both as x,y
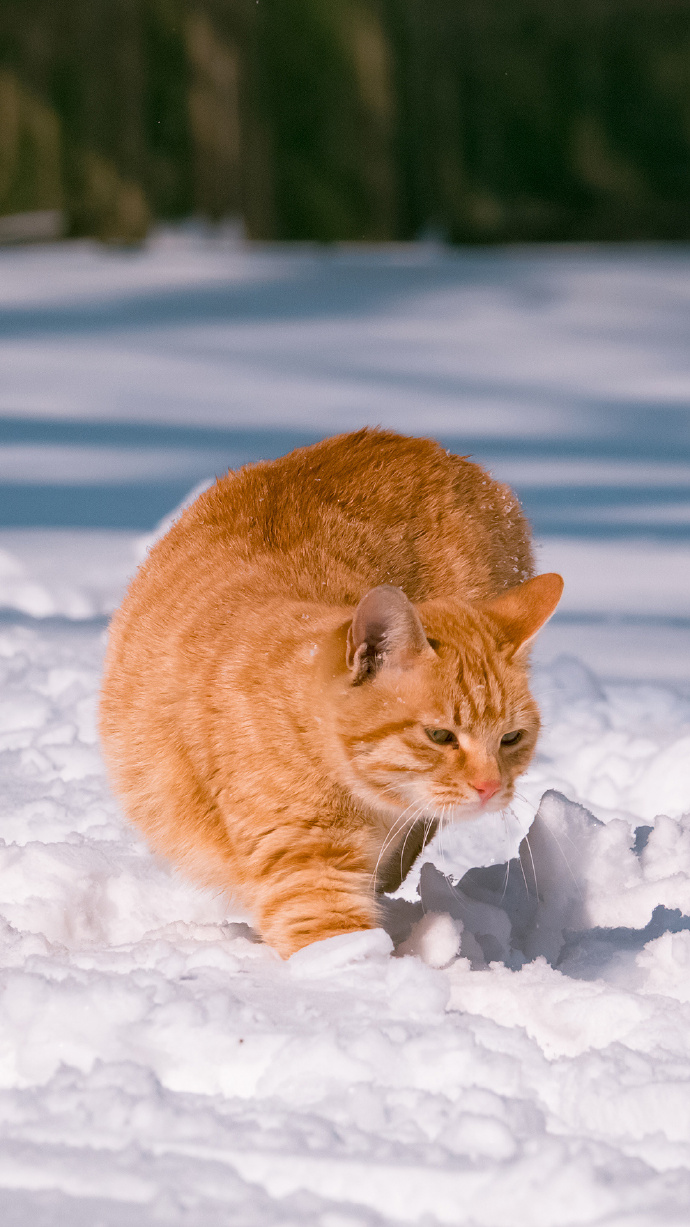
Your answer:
100,429 -> 562,956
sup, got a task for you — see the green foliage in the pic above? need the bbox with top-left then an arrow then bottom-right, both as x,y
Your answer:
0,0 -> 689,242
142,0 -> 194,218
406,0 -> 690,242
0,0 -> 192,241
252,0 -> 396,240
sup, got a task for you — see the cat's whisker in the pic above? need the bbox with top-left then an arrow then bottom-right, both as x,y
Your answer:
435,805 -> 445,876
512,788 -> 532,804
498,812 -> 511,905
387,803 -> 428,883
444,808 -> 455,885
419,814 -> 431,861
440,804 -> 449,879
374,782 -> 409,808
517,840 -> 532,899
522,832 -> 539,901
417,810 -> 440,914
434,805 -> 446,879
376,781 -> 424,816
371,801 -> 426,890
377,782 -> 405,797
515,791 -> 584,868
510,791 -> 583,902
373,802 -> 417,872
398,805 -> 426,876
536,820 -> 583,902
383,801 -> 423,862
501,808 -> 510,860
500,858 -> 511,905
505,805 -> 533,900
439,806 -> 462,902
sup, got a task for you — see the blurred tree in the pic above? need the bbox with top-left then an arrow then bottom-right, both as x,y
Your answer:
0,3 -> 64,221
390,0 -> 690,242
0,0 -> 193,242
186,2 -> 245,219
0,0 -> 689,243
248,0 -> 397,240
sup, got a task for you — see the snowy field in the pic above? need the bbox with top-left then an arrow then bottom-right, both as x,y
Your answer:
0,232 -> 689,1225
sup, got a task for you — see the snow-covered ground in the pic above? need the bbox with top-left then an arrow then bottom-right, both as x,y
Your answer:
0,231 -> 689,1225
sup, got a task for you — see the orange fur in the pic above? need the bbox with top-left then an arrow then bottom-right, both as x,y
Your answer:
100,429 -> 562,956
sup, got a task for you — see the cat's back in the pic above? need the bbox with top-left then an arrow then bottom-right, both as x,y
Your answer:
104,429 -> 534,686
158,427 -> 532,598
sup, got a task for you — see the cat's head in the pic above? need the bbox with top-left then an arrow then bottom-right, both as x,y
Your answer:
334,575 -> 563,822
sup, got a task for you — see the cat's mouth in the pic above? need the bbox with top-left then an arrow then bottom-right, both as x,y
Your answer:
357,775 -> 510,823
423,789 -> 510,820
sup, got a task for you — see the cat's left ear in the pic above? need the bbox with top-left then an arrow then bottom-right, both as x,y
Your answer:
479,573 -> 564,658
346,585 -> 429,683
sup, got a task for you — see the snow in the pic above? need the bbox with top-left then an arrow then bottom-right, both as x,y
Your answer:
0,231 -> 689,1225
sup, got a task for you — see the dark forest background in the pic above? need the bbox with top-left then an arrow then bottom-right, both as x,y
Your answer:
1,0 -> 689,244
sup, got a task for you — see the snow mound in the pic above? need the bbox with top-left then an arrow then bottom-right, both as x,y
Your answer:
1,620 -> 690,1223
397,911 -> 462,968
389,791 -> 690,979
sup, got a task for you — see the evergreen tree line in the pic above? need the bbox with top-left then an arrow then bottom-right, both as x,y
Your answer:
1,0 -> 689,243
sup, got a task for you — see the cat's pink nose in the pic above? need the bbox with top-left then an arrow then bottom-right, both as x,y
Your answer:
473,780 -> 500,803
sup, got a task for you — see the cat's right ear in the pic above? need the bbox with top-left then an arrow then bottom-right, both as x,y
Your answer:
480,572 -> 564,657
346,585 -> 429,684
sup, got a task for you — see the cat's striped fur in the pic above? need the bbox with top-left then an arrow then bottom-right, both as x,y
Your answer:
100,430 -> 562,955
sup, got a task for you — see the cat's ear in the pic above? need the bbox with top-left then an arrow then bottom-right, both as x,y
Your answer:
346,585 -> 429,683
480,573 -> 563,657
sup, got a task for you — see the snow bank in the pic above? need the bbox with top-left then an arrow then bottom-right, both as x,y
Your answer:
1,618 -> 690,1224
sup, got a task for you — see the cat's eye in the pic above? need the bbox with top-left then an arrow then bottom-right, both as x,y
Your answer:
501,730 -> 523,746
425,728 -> 457,746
